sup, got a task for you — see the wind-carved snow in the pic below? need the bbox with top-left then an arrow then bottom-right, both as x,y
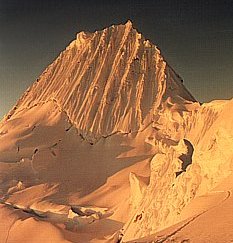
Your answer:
122,99 -> 233,242
0,21 -> 232,243
4,20 -> 194,143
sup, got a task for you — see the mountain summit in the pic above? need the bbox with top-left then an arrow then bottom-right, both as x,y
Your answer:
6,21 -> 194,141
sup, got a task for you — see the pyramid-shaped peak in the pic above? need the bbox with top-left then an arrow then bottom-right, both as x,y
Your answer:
7,22 -> 195,141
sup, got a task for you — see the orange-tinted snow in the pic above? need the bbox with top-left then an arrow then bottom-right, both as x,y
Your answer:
0,21 -> 232,243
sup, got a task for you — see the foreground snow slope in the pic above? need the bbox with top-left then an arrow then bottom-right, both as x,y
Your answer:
127,172 -> 233,243
122,99 -> 233,242
0,21 -> 232,242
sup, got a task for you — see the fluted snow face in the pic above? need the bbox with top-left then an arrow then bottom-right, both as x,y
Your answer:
8,21 -> 195,140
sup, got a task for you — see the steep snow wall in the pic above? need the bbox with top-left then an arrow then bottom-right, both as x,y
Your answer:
3,21 -> 195,142
122,99 -> 233,241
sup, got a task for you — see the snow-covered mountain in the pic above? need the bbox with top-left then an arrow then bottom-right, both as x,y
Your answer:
0,21 -> 232,243
3,20 -> 195,142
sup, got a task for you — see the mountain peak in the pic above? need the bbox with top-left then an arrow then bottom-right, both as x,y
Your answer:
5,22 -> 195,141
125,19 -> 133,27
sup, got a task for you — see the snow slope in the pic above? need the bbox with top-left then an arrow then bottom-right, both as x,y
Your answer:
0,21 -> 232,243
122,99 -> 233,242
126,172 -> 233,243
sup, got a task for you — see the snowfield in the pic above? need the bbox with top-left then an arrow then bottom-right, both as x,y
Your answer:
0,21 -> 232,243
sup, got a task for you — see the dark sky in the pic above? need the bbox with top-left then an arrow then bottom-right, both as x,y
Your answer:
0,0 -> 233,119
